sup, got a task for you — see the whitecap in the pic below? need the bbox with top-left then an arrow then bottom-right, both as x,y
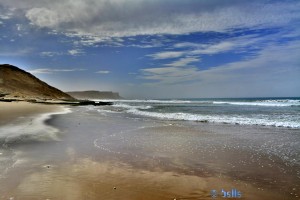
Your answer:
126,108 -> 300,128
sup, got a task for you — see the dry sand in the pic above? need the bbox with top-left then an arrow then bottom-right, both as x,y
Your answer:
0,101 -> 63,126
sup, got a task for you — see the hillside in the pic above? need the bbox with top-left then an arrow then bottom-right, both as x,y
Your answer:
67,91 -> 122,99
0,64 -> 75,101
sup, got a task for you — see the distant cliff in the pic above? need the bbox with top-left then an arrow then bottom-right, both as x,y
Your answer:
67,91 -> 122,99
0,64 -> 75,101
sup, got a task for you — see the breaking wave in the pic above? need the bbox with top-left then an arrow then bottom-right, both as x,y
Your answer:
213,99 -> 300,107
109,103 -> 300,128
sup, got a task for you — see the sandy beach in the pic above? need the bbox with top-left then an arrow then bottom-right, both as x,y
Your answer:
0,102 -> 64,126
0,104 -> 299,199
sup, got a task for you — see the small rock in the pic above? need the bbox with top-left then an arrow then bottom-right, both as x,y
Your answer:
113,187 -> 116,190
44,165 -> 51,169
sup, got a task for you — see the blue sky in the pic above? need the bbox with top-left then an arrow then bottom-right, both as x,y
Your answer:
0,0 -> 299,98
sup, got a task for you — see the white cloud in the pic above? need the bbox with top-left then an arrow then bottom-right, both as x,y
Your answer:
140,39 -> 300,86
190,42 -> 235,55
26,8 -> 62,28
29,68 -> 86,74
141,66 -> 199,84
40,49 -> 84,57
149,51 -> 185,60
68,49 -> 84,56
0,8 -> 14,20
1,0 -> 299,45
96,70 -> 110,74
164,57 -> 200,67
149,33 -> 274,62
40,51 -> 62,57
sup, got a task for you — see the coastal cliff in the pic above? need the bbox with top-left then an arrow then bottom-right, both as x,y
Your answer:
0,64 -> 75,101
67,90 -> 122,99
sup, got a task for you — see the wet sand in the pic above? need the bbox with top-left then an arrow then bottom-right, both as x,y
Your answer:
0,105 -> 299,199
2,157 -> 285,200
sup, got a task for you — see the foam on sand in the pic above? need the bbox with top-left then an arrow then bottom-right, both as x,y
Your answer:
0,107 -> 71,145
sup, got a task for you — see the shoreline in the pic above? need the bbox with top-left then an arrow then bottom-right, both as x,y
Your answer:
0,102 -> 71,144
0,103 -> 299,199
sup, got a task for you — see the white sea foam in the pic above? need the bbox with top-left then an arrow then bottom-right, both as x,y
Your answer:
97,109 -> 119,114
213,99 -> 300,107
90,98 -> 300,128
112,103 -> 152,110
124,108 -> 300,128
94,99 -> 193,104
0,107 -> 72,144
97,98 -> 300,107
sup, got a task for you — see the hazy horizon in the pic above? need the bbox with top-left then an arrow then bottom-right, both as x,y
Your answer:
1,0 -> 299,99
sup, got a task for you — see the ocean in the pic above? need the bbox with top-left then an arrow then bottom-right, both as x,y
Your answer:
100,97 -> 300,129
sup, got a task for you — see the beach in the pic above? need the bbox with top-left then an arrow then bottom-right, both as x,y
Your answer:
0,100 -> 299,199
0,102 -> 64,126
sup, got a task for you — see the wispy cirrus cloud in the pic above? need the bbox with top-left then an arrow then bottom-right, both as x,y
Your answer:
148,39 -> 247,61
146,31 -> 284,71
141,66 -> 199,84
151,34 -> 266,61
29,68 -> 86,74
96,70 -> 110,74
40,52 -> 63,57
140,39 -> 300,86
149,51 -> 185,60
68,49 -> 84,56
40,49 -> 84,57
164,57 -> 200,67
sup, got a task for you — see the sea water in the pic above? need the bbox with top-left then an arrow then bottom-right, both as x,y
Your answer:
97,97 -> 300,129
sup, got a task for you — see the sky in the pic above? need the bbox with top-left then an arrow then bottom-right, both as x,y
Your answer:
0,0 -> 299,99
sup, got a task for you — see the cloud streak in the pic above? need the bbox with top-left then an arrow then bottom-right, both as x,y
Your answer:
164,57 -> 200,67
149,51 -> 185,60
140,39 -> 300,86
29,68 -> 86,74
96,70 -> 110,74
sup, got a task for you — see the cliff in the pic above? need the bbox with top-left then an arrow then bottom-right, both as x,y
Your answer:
0,64 -> 75,101
67,90 -> 122,99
